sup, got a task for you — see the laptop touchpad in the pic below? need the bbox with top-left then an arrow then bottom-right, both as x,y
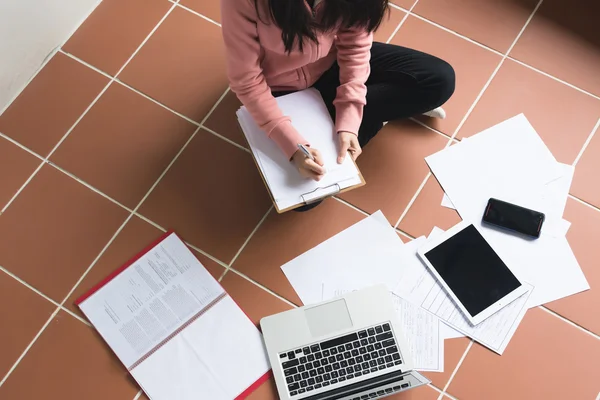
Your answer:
305,299 -> 353,338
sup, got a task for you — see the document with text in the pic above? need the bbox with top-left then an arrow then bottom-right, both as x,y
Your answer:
77,233 -> 270,400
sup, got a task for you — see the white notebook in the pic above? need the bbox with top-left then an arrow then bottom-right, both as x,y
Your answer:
77,232 -> 270,400
237,89 -> 363,212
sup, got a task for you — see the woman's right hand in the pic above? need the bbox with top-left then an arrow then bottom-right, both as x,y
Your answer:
292,147 -> 326,181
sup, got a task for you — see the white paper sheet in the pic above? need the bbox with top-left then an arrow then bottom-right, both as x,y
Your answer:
441,193 -> 455,209
440,322 -> 465,340
426,115 -> 563,226
426,116 -> 589,306
237,89 -> 361,210
391,293 -> 443,372
391,236 -> 532,354
282,211 -> 407,305
321,285 -> 443,372
79,234 -> 270,400
133,296 -> 270,400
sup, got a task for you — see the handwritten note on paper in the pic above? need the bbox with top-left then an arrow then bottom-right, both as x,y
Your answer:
390,294 -> 443,372
321,285 -> 443,372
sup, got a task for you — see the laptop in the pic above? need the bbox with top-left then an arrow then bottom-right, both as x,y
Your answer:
261,285 -> 430,400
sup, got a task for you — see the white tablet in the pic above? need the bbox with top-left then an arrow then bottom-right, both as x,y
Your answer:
417,221 -> 529,326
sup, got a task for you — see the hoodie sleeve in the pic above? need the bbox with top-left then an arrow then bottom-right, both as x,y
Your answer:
221,0 -> 308,159
333,27 -> 373,136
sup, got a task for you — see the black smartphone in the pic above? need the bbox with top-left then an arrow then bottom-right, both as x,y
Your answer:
482,198 -> 545,238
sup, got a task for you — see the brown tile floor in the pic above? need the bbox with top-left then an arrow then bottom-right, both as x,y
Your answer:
0,0 -> 599,399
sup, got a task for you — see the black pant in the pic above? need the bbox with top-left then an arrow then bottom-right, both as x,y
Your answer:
279,42 -> 455,212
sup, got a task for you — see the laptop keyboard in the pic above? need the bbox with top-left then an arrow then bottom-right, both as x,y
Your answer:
279,323 -> 403,397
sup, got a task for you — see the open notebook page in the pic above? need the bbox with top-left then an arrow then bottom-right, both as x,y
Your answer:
237,89 -> 360,209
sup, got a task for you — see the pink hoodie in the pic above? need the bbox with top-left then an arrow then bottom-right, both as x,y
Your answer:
221,0 -> 373,159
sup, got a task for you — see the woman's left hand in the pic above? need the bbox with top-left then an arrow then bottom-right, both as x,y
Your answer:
337,131 -> 362,164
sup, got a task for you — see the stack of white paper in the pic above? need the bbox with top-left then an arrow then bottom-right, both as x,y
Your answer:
237,89 -> 362,211
427,114 -> 589,307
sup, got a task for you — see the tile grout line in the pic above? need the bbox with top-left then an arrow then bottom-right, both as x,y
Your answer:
0,161 -> 45,214
572,117 -> 599,167
55,130 -> 210,311
390,3 -> 600,100
394,172 -> 432,228
0,306 -> 62,387
227,205 -> 274,268
395,228 -> 415,241
173,2 -> 221,27
332,196 -> 370,217
0,4 -> 231,382
2,89 -> 233,390
539,306 -> 600,341
385,0 -> 420,44
59,51 -> 248,157
390,1 -> 600,103
184,241 -> 230,271
0,266 -> 91,327
45,1 -> 179,161
0,132 -> 45,161
568,194 -> 600,213
1,3 -> 178,217
409,117 -> 457,142
507,56 -> 600,102
442,340 -> 474,394
0,0 -> 103,117
426,383 -> 449,400
407,9 -> 505,57
55,73 -> 240,314
227,267 -> 299,309
200,125 -> 251,154
47,162 -> 134,212
58,50 -> 202,127
332,197 -> 417,241
199,87 -> 231,125
441,390 -> 460,400
445,0 -> 544,145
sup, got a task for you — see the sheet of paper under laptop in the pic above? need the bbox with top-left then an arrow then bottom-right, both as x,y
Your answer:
76,232 -> 270,400
237,89 -> 362,211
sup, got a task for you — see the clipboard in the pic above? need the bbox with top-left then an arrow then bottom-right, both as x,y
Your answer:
75,231 -> 272,400
239,121 -> 366,213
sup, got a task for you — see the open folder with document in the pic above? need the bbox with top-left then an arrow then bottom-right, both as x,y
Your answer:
237,89 -> 364,212
76,232 -> 270,400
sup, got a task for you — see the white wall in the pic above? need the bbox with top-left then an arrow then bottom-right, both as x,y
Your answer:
0,0 -> 101,113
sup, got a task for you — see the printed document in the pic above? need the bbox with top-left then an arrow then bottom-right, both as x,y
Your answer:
79,233 -> 269,400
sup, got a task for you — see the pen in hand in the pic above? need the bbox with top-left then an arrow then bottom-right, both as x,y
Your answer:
293,144 -> 326,181
297,144 -> 315,161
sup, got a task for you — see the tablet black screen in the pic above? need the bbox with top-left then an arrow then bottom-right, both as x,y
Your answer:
424,225 -> 521,317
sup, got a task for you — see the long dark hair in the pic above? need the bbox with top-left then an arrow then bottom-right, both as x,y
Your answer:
255,0 -> 389,53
